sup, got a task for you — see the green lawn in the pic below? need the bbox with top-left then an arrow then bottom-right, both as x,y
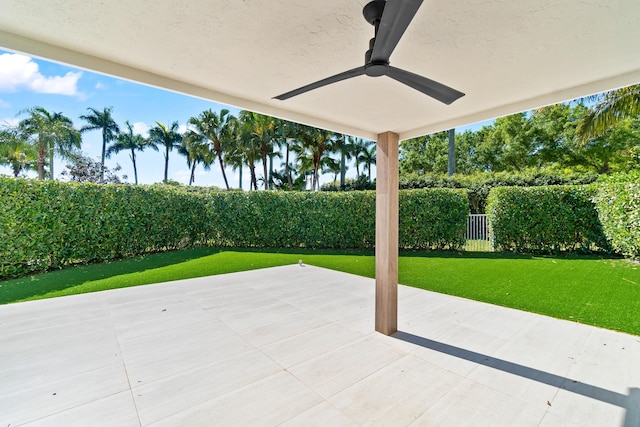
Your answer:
1,248 -> 639,335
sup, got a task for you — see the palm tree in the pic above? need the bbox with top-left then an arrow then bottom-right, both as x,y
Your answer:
148,121 -> 182,183
223,119 -> 243,189
106,121 -> 158,184
323,157 -> 341,185
299,126 -> 335,191
79,107 -> 119,183
576,84 -> 640,142
188,109 -> 234,190
358,141 -> 376,182
19,107 -> 81,180
236,116 -> 262,190
352,137 -> 368,178
240,111 -> 275,190
332,134 -> 354,187
271,119 -> 301,190
179,130 -> 215,185
0,127 -> 37,177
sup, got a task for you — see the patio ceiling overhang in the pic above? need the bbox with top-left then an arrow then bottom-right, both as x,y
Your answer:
0,0 -> 639,141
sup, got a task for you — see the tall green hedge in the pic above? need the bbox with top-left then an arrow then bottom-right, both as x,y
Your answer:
399,170 -> 598,213
0,179 -> 210,278
0,179 -> 468,279
399,189 -> 468,250
208,188 -> 468,250
486,185 -> 610,253
593,183 -> 640,259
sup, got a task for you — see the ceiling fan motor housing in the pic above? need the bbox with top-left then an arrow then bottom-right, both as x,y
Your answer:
363,0 -> 386,26
365,37 -> 389,77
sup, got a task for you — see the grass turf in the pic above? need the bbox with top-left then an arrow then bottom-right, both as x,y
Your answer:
1,248 -> 639,335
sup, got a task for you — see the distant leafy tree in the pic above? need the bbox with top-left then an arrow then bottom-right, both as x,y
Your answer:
20,107 -> 81,180
0,126 -> 37,177
400,132 -> 449,175
79,107 -> 119,184
61,153 -> 126,183
107,121 -> 158,185
149,121 -> 182,183
530,104 -> 585,167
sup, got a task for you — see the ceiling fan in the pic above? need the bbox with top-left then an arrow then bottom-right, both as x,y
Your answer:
274,0 -> 465,105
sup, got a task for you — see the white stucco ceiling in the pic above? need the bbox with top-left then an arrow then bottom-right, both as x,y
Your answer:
0,0 -> 638,140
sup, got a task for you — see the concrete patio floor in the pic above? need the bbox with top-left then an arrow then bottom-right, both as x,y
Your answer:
1,264 -> 639,426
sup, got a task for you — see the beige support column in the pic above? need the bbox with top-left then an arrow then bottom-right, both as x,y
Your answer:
375,131 -> 399,336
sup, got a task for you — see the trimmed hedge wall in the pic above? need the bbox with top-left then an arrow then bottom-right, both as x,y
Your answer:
399,171 -> 598,213
594,183 -> 640,259
0,179 -> 468,279
207,188 -> 468,250
486,185 -> 610,253
0,179 -> 210,278
399,189 -> 468,250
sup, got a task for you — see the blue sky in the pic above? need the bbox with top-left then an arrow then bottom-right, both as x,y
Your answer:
0,48 -> 492,188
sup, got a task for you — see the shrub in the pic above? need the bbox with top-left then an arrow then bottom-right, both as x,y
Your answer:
0,179 -> 468,279
399,189 -> 468,250
486,185 -> 610,254
400,170 -> 598,213
208,188 -> 468,251
594,183 -> 640,259
0,178 -> 210,278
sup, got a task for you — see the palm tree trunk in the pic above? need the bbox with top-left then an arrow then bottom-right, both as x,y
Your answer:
285,143 -> 292,190
37,137 -> 46,180
130,149 -> 138,185
447,128 -> 455,177
262,151 -> 268,190
367,162 -> 372,182
101,129 -> 107,184
190,162 -> 196,185
218,154 -> 230,190
312,159 -> 320,191
49,141 -> 55,180
340,151 -> 346,187
249,163 -> 257,190
269,155 -> 273,190
238,167 -> 243,190
164,148 -> 169,183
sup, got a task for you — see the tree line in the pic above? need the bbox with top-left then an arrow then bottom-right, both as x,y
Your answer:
2,84 -> 638,188
401,85 -> 640,177
0,107 -> 376,190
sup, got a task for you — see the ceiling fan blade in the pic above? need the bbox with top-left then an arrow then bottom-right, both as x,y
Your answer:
274,67 -> 366,100
387,66 -> 464,105
371,0 -> 423,63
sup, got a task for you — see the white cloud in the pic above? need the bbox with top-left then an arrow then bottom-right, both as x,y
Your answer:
0,99 -> 9,108
174,169 -> 192,183
178,124 -> 189,135
0,53 -> 82,96
132,121 -> 150,137
95,81 -> 106,89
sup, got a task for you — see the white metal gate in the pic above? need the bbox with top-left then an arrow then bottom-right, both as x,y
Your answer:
466,214 -> 493,252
